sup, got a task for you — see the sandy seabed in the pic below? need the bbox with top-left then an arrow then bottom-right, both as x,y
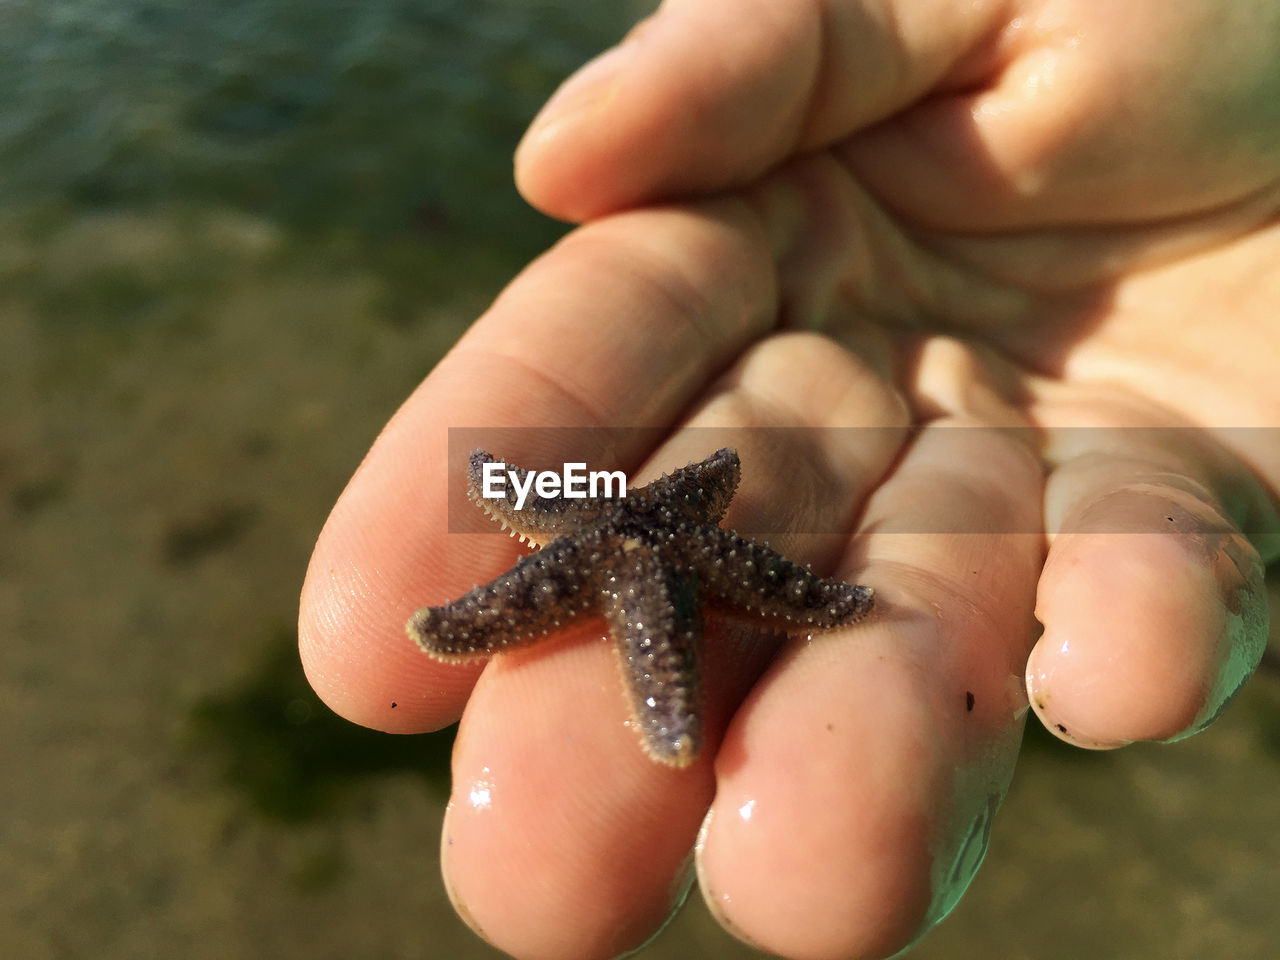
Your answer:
3,208 -> 1280,960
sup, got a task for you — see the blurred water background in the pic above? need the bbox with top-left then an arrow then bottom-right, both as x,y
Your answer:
3,2 -> 1279,958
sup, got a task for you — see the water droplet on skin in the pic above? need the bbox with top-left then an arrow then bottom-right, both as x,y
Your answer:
468,766 -> 495,811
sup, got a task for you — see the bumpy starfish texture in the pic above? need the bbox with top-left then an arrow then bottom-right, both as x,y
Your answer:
407,448 -> 874,767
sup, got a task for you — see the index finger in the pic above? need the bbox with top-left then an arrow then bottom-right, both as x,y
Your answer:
298,200 -> 781,732
514,0 -> 1007,220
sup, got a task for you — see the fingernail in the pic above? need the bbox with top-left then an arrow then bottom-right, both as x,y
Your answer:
439,802 -> 490,943
607,851 -> 698,960
691,807 -> 772,952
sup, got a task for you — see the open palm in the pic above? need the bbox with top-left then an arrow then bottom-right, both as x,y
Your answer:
300,1 -> 1278,957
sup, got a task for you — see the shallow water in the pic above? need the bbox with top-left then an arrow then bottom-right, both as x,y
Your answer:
4,2 -> 1279,958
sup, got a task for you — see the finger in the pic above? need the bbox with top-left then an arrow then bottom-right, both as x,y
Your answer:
1027,421 -> 1270,748
697,421 -> 1044,960
299,201 -> 780,733
515,0 -> 1009,220
440,333 -> 908,958
842,0 -> 1280,231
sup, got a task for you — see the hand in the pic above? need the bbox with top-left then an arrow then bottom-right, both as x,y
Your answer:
299,1 -> 1279,957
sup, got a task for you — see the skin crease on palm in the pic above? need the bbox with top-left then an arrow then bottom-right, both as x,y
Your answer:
297,1 -> 1280,958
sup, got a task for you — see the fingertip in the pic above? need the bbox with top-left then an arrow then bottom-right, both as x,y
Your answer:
514,40 -> 639,219
697,707 -> 934,959
298,531 -> 486,734
1029,515 -> 1268,748
695,621 -> 1015,960
296,407 -> 493,733
439,634 -> 709,960
514,0 -> 818,220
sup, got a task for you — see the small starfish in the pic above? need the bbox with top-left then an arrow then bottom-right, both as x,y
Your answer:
407,448 -> 874,766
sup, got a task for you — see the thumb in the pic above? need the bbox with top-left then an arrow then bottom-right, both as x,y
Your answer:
514,0 -> 1004,221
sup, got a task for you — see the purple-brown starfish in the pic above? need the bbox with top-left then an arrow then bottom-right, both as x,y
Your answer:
407,448 -> 874,766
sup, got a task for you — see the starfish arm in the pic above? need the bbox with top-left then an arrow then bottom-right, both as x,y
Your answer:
466,449 -> 622,545
691,526 -> 875,629
637,447 -> 740,524
406,533 -> 603,660
602,552 -> 704,767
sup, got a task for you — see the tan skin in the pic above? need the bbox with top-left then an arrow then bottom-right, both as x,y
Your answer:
299,1 -> 1280,957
